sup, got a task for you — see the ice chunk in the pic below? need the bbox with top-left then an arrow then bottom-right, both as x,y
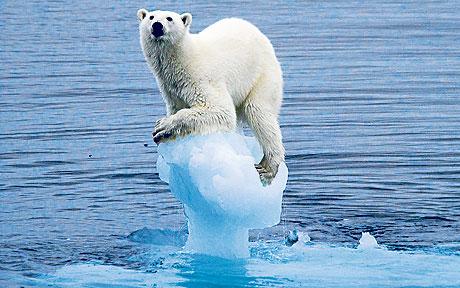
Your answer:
285,229 -> 312,248
127,227 -> 187,247
292,231 -> 311,248
285,230 -> 299,246
157,132 -> 288,258
358,232 -> 379,249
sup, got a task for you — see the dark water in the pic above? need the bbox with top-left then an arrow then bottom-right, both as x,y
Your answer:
1,0 -> 460,286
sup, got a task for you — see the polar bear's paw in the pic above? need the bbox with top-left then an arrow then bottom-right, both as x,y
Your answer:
255,163 -> 276,186
152,117 -> 177,144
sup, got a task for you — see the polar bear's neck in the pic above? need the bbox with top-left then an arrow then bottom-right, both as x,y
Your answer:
145,36 -> 195,81
143,35 -> 199,107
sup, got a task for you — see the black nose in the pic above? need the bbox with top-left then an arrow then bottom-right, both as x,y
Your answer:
151,22 -> 164,38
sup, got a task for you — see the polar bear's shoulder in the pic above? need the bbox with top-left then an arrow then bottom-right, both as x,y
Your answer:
198,18 -> 263,39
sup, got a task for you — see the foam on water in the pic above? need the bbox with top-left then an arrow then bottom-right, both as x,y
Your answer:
156,132 -> 288,258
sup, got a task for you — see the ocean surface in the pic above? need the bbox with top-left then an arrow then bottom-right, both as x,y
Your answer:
1,0 -> 459,287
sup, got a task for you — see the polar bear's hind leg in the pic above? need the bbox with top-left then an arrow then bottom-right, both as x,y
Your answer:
243,75 -> 284,185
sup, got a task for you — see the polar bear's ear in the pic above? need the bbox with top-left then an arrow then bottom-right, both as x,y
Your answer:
181,13 -> 192,28
137,8 -> 148,21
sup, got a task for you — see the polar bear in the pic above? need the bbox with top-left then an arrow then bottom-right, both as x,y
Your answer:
137,9 -> 285,184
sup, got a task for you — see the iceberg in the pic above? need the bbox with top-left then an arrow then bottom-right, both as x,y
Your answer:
358,232 -> 379,249
157,132 -> 288,258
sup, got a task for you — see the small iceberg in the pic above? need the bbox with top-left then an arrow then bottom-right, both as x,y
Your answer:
157,133 -> 288,258
358,232 -> 379,249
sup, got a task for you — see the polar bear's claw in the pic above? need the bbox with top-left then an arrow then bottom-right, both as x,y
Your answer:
153,130 -> 173,144
153,117 -> 175,144
254,164 -> 274,186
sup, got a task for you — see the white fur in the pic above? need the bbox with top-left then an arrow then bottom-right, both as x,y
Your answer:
138,9 -> 285,183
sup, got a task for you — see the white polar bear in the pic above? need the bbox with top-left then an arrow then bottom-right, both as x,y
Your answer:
137,9 -> 285,184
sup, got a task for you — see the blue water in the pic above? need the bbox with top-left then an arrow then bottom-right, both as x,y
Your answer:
1,0 -> 460,287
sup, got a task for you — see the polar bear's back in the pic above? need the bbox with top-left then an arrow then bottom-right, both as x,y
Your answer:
199,18 -> 267,41
198,18 -> 276,61
194,18 -> 281,104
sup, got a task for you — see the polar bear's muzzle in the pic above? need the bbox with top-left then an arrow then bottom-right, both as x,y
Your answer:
151,22 -> 165,38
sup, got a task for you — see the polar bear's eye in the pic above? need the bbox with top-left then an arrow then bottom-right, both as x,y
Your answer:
149,15 -> 154,20
166,17 -> 173,22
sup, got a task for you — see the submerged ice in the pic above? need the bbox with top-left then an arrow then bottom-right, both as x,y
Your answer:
157,132 -> 288,258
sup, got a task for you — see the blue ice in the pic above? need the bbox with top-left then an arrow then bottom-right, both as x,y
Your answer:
157,132 -> 288,258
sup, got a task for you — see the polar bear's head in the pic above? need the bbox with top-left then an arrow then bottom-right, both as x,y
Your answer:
137,9 -> 192,44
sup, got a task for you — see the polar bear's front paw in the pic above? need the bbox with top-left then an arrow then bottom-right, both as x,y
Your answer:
152,117 -> 176,144
254,163 -> 276,186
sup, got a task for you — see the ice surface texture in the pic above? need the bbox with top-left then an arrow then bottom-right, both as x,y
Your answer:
157,133 -> 288,258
